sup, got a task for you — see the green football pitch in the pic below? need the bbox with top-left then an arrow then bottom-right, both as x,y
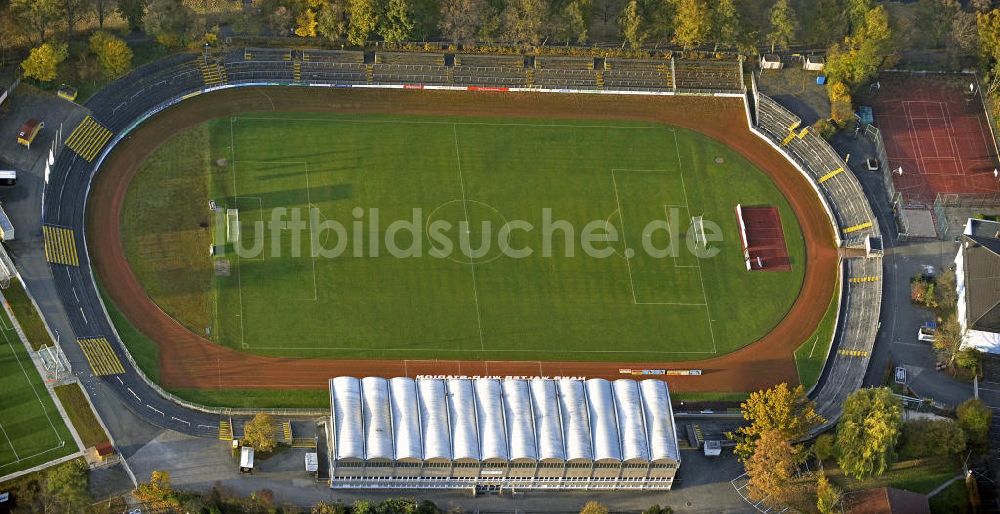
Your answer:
122,112 -> 807,362
0,304 -> 75,477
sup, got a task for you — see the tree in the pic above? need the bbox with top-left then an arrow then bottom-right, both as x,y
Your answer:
836,387 -> 902,479
550,0 -> 590,44
134,470 -> 182,510
824,5 -> 893,89
438,0 -> 487,42
915,0 -> 959,49
144,0 -> 194,47
10,0 -> 63,43
317,0 -> 349,39
816,474 -> 841,514
117,0 -> 148,30
934,315 -> 964,364
672,0 -> 711,49
313,501 -> 349,514
380,0 -> 415,43
243,412 -> 278,452
936,269 -> 959,314
94,0 -> 116,28
580,501 -> 609,514
347,0 -> 378,45
767,0 -> 796,53
828,80 -> 854,124
295,8 -> 319,37
712,0 -> 740,51
642,505 -> 674,514
21,42 -> 69,82
90,31 -> 133,78
618,0 -> 645,49
953,10 -> 979,55
744,430 -> 807,508
43,459 -> 89,512
957,398 -> 992,449
729,383 -> 824,460
978,9 -> 1000,70
899,419 -> 967,459
812,433 -> 836,462
500,0 -> 546,44
63,0 -> 89,36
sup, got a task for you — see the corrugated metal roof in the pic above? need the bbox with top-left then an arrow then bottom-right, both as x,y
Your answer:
640,380 -> 680,462
448,379 -> 480,460
530,380 -> 565,461
586,379 -> 622,461
328,377 -> 679,464
389,378 -> 422,460
613,380 -> 650,461
361,377 -> 393,460
503,380 -> 537,461
331,376 -> 364,460
558,378 -> 594,461
474,379 -> 508,461
417,379 -> 451,460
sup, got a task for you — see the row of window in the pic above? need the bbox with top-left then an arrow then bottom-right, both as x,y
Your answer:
335,460 -> 677,469
331,475 -> 675,483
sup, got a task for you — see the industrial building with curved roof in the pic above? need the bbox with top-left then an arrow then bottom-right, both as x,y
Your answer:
327,376 -> 681,490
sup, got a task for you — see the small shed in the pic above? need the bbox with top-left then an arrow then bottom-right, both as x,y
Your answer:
305,452 -> 318,473
94,441 -> 115,462
804,55 -> 826,71
239,447 -> 254,473
760,54 -> 783,70
16,119 -> 42,148
703,440 -> 722,457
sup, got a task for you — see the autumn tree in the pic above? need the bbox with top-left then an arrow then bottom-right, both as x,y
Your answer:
767,0 -> 796,53
134,471 -> 182,510
580,501 -> 609,514
438,0 -> 487,42
934,314 -> 964,364
117,0 -> 148,31
380,0 -> 415,43
816,474 -> 841,514
295,6 -> 319,37
712,0 -> 740,51
10,0 -> 62,43
550,0 -> 590,44
672,0 -> 711,49
836,387 -> 902,479
62,0 -> 88,36
43,459 -> 90,513
312,501 -> 350,514
915,0 -> 959,49
21,42 -> 69,82
317,0 -> 349,40
618,0 -> 645,49
899,419 -> 967,459
347,0 -> 378,45
745,430 -> 807,508
501,0 -> 546,44
957,398 -> 992,450
94,0 -> 116,28
243,412 -> 278,452
90,31 -> 133,78
729,383 -> 824,460
144,0 -> 195,47
825,5 -> 893,89
812,433 -> 836,462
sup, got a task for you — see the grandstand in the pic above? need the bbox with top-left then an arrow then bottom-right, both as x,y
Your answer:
302,49 -> 364,63
327,376 -> 681,490
455,54 -> 523,68
374,52 -> 445,66
673,60 -> 742,92
750,76 -> 882,433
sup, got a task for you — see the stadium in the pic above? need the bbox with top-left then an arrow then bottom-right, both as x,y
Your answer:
31,47 -> 883,488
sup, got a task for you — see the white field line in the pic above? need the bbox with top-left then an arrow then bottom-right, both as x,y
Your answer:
672,130 -> 717,354
245,345 -> 719,354
452,124 -> 486,353
230,117 -> 248,349
610,170 -> 638,304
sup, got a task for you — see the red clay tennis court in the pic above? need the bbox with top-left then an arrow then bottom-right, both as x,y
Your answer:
870,72 -> 1000,203
735,204 -> 791,272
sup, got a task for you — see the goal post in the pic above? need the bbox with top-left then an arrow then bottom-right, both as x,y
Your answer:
692,215 -> 707,248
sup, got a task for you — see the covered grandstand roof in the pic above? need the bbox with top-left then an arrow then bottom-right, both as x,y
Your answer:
328,377 -> 681,463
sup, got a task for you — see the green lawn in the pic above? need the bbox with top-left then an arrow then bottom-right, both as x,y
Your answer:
5,279 -> 56,351
929,479 -> 971,514
794,279 -> 841,390
53,384 -> 109,449
0,302 -> 76,476
98,285 -> 159,383
118,112 -> 807,362
828,458 -> 960,495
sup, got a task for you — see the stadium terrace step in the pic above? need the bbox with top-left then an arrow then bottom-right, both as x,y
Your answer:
64,116 -> 114,162
218,419 -> 233,440
849,276 -> 880,283
199,62 -> 226,86
281,421 -> 292,442
293,61 -> 301,82
292,438 -> 316,448
42,225 -> 80,266
596,70 -> 604,89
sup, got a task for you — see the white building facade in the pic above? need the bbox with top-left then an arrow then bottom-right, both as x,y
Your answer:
956,218 -> 1000,352
327,376 -> 681,491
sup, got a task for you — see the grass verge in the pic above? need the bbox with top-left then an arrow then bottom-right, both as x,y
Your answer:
929,478 -> 971,514
4,279 -> 55,350
827,457 -> 960,494
794,277 -> 841,390
53,384 -> 109,448
97,285 -> 159,383
166,388 -> 329,410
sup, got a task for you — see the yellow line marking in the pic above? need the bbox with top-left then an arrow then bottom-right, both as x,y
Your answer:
843,221 -> 873,233
818,167 -> 844,183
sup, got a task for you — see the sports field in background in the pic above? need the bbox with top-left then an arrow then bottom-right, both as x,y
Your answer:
121,112 -> 807,362
0,305 -> 75,477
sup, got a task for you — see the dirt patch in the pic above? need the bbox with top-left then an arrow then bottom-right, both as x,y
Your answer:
87,87 -> 838,393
